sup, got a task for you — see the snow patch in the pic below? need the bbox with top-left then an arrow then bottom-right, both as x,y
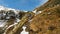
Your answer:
32,10 -> 37,13
36,11 -> 42,15
48,12 -> 51,14
28,19 -> 33,22
14,18 -> 21,23
0,20 -> 7,27
21,26 -> 29,34
0,5 -> 20,15
23,10 -> 28,12
0,6 -> 6,10
7,23 -> 18,29
8,8 -> 19,14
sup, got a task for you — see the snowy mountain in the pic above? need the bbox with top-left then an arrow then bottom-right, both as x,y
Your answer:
0,6 -> 22,31
0,6 -> 35,34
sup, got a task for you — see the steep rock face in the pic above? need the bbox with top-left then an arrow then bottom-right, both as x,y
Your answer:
35,0 -> 60,11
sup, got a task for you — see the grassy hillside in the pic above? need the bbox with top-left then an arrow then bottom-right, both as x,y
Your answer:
34,0 -> 60,11
29,4 -> 60,34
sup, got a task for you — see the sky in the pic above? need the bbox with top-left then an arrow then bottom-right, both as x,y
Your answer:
0,0 -> 48,11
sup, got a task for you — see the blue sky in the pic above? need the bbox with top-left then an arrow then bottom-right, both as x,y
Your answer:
0,0 -> 48,11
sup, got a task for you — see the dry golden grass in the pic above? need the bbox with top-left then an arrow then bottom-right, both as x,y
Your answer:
29,5 -> 60,34
34,0 -> 60,11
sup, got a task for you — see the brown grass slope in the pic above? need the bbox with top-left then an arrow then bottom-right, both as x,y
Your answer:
29,5 -> 60,34
35,0 -> 60,11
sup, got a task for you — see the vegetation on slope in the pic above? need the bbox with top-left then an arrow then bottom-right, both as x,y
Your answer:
35,0 -> 60,11
29,5 -> 60,34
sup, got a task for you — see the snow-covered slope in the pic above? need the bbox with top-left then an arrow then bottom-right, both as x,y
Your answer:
0,6 -> 22,34
0,6 -> 31,34
0,6 -> 40,34
0,6 -> 20,14
0,6 -> 21,28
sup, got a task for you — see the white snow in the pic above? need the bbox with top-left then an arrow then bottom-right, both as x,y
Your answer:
24,11 -> 28,12
6,17 -> 10,19
0,6 -> 6,10
48,12 -> 51,14
36,11 -> 42,15
0,6 -> 9,11
7,18 -> 21,29
28,19 -> 33,22
16,18 -> 21,22
0,20 -> 7,27
14,18 -> 21,23
3,13 -> 6,16
0,5 -> 30,34
32,10 -> 37,13
21,26 -> 29,34
38,11 -> 42,13
8,8 -> 19,14
7,23 -> 18,29
0,5 -> 20,15
32,10 -> 42,16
